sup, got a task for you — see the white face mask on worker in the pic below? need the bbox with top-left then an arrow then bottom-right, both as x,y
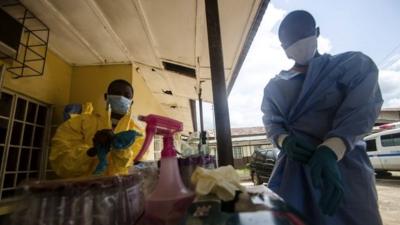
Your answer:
284,35 -> 318,66
107,95 -> 132,114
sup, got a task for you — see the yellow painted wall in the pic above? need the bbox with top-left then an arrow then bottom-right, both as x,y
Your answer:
70,64 -> 168,117
1,50 -> 72,124
131,67 -> 169,160
70,64 -> 132,113
130,67 -> 168,117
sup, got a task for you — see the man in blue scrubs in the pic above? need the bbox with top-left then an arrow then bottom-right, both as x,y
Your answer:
261,10 -> 383,225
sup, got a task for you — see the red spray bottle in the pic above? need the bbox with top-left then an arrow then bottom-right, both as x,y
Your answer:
134,114 -> 194,224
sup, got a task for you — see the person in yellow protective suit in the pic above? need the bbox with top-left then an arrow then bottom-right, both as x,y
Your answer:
50,79 -> 144,178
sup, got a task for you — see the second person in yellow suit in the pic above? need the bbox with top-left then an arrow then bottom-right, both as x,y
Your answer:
50,79 -> 145,178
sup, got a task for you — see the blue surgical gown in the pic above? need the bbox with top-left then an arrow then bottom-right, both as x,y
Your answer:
261,52 -> 383,225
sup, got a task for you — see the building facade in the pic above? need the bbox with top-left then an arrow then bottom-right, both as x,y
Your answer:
208,127 -> 272,168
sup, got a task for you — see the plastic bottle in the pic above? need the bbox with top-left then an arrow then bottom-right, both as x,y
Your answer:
135,115 -> 194,224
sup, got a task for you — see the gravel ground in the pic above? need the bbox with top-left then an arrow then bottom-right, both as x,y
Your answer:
376,172 -> 400,225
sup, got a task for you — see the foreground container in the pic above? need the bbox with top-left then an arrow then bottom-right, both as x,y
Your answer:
5,174 -> 144,225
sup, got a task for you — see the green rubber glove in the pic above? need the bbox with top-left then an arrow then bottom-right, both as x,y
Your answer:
308,146 -> 344,216
281,135 -> 316,163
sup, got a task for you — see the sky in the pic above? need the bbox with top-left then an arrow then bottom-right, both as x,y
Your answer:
200,0 -> 400,130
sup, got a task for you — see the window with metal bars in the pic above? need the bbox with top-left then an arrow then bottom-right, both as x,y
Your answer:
0,89 -> 51,200
233,146 -> 243,159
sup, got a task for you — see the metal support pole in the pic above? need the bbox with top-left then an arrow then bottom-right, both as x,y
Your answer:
198,85 -> 204,135
0,64 -> 5,80
197,84 -> 207,153
205,0 -> 233,166
0,64 -> 6,98
189,99 -> 198,132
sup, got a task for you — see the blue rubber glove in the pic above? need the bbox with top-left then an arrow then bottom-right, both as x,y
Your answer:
93,144 -> 110,175
92,130 -> 141,175
112,130 -> 141,150
282,135 -> 316,163
308,146 -> 344,216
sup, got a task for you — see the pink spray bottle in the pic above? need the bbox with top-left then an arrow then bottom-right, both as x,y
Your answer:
134,114 -> 194,224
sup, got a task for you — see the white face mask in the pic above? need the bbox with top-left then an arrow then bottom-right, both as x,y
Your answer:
107,95 -> 132,115
284,35 -> 318,65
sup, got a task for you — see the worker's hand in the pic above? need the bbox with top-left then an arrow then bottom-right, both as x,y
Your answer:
281,135 -> 316,163
86,147 -> 97,157
93,129 -> 114,147
112,130 -> 141,150
308,146 -> 344,216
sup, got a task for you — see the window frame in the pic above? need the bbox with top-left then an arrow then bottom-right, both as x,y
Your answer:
0,89 -> 52,200
365,139 -> 377,152
380,133 -> 400,147
233,146 -> 243,159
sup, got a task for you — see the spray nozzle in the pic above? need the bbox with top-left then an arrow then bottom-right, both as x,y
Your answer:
134,114 -> 183,161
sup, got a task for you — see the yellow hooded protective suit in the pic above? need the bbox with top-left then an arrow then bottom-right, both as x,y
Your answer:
50,104 -> 144,178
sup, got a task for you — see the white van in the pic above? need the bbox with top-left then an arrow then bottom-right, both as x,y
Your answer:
364,128 -> 400,175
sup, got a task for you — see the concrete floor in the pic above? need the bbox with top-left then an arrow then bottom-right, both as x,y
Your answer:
376,172 -> 400,225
